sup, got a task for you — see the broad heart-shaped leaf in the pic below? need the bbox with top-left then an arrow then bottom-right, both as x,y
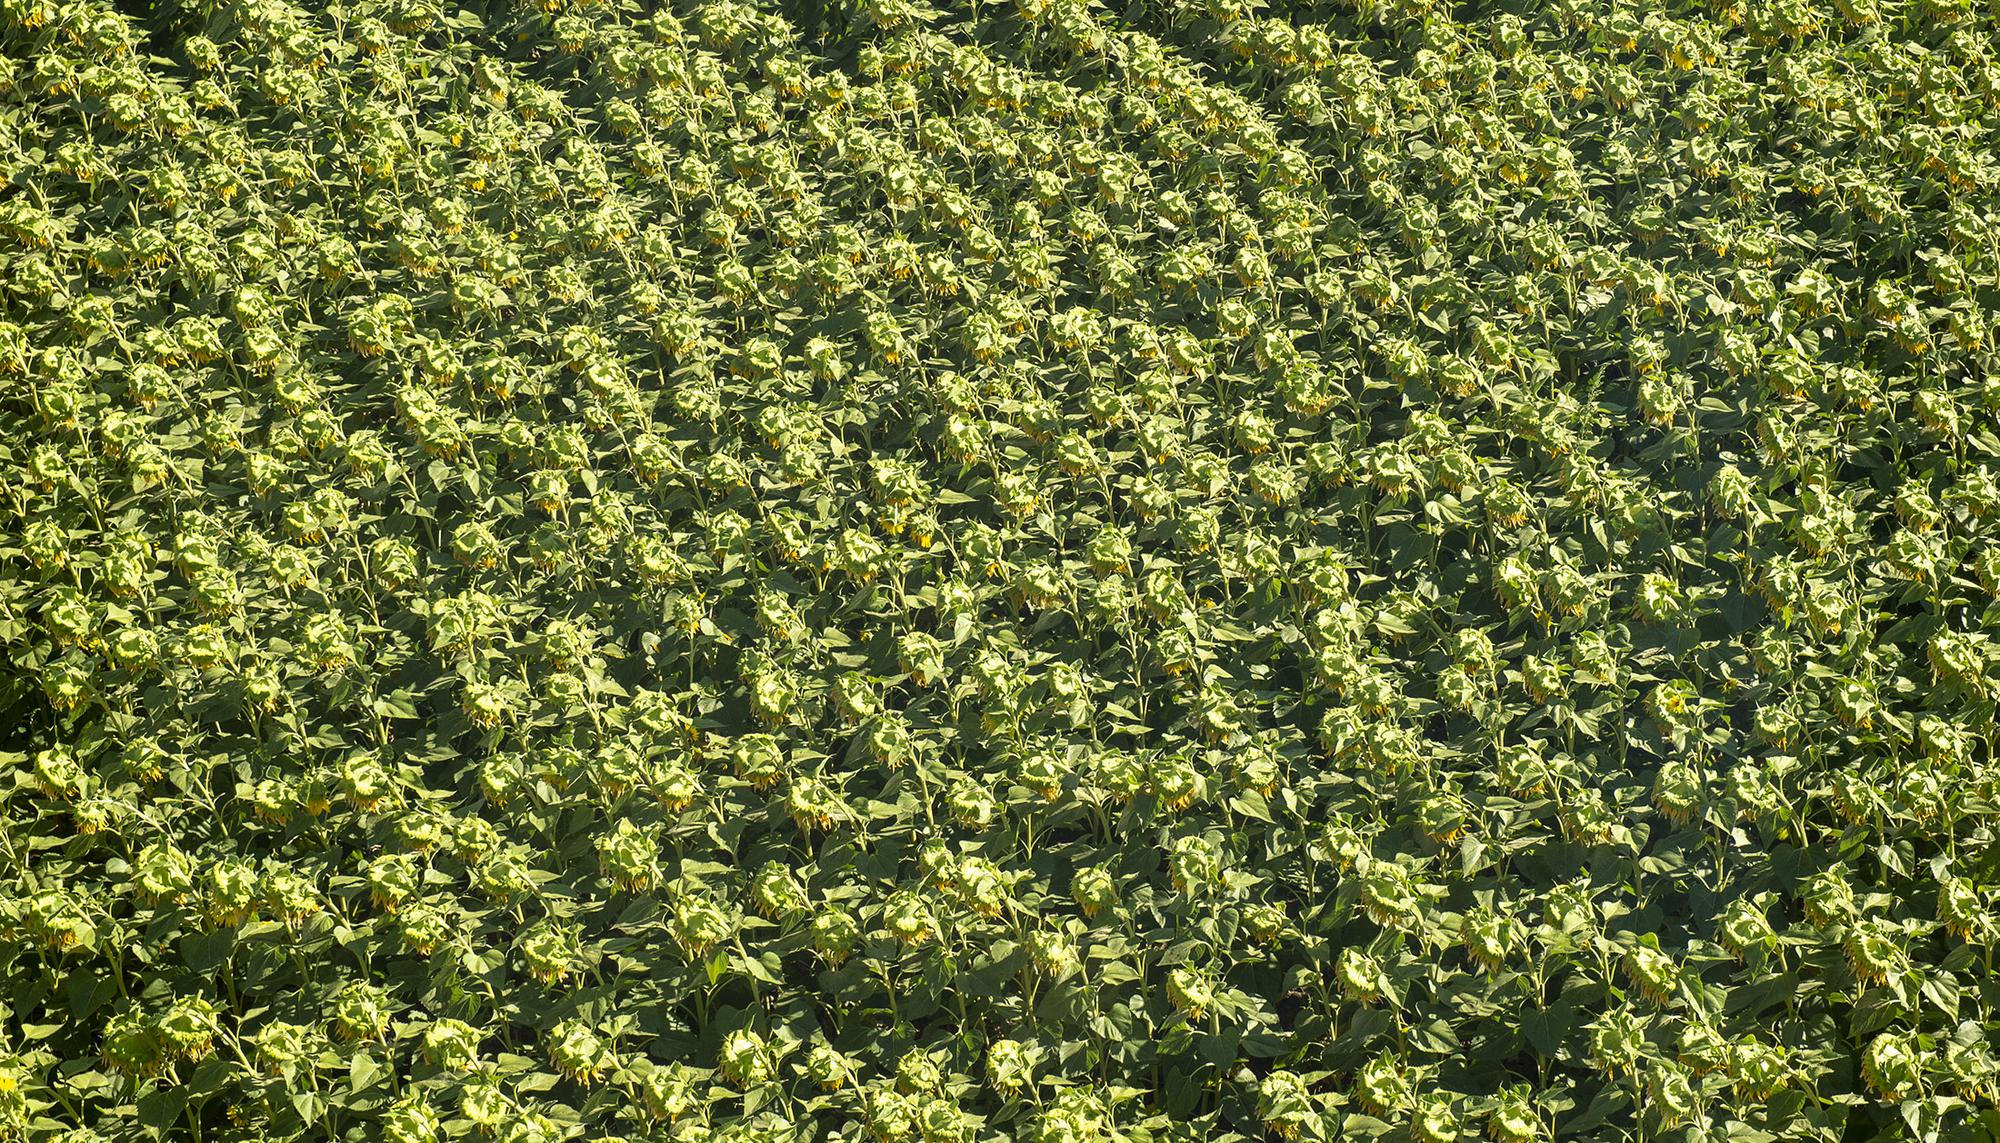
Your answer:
178,928 -> 233,974
1561,1086 -> 1632,1136
289,1090 -> 325,1126
1519,1006 -> 1569,1060
136,1087 -> 187,1134
348,1050 -> 384,1094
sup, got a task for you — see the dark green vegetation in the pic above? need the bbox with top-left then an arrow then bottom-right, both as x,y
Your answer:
3,0 -> 2000,1140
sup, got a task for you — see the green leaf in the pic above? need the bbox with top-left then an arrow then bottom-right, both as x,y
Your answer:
137,1088 -> 187,1133
1227,791 -> 1272,822
349,1051 -> 382,1093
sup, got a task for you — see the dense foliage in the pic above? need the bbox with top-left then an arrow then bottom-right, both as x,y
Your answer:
4,0 -> 2000,1139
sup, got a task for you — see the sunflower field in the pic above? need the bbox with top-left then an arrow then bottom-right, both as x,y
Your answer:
3,0 -> 2000,1138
